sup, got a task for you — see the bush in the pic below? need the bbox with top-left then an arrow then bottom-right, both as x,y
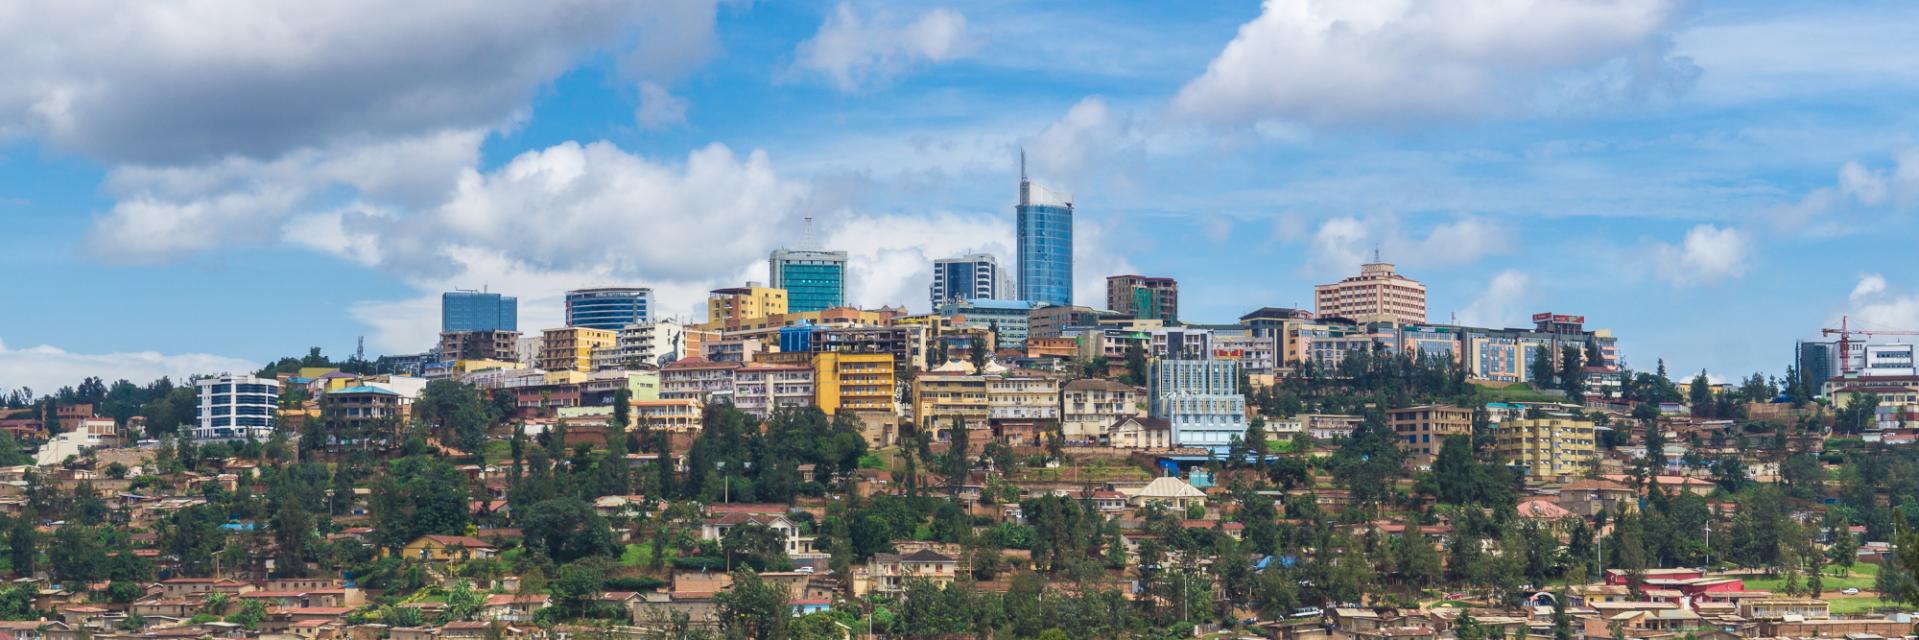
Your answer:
672,556 -> 725,572
603,576 -> 667,592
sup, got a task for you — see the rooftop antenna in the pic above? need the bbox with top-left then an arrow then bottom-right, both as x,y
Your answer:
1020,147 -> 1027,182
800,216 -> 820,251
1373,244 -> 1382,263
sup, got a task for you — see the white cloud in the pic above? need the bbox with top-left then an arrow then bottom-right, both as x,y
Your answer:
1650,224 -> 1750,286
793,3 -> 971,92
635,82 -> 690,130
0,1 -> 719,165
1773,150 -> 1919,231
1840,274 -> 1919,333
1171,0 -> 1693,127
1303,214 -> 1510,276
1455,270 -> 1532,328
0,337 -> 256,393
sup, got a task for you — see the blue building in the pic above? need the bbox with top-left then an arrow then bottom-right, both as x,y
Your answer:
939,298 -> 1039,348
441,290 -> 517,332
1016,165 -> 1074,306
1148,359 -> 1248,453
565,287 -> 653,330
931,253 -> 1007,310
770,249 -> 848,313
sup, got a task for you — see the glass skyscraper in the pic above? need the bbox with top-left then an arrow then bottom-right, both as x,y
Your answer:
770,249 -> 848,313
930,253 -> 1006,309
442,291 -> 518,332
1016,170 -> 1074,306
565,287 -> 654,330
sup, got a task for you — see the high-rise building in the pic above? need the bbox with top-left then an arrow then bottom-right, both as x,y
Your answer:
930,254 -> 1008,310
1796,340 -> 1838,396
565,287 -> 653,330
437,330 -> 520,362
708,284 -> 789,326
1313,261 -> 1426,324
1497,414 -> 1596,482
193,374 -> 281,442
770,249 -> 848,313
1107,275 -> 1179,322
1148,359 -> 1247,452
442,290 -> 518,333
1016,156 -> 1074,306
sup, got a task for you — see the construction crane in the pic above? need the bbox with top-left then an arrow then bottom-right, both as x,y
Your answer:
1822,315 -> 1919,375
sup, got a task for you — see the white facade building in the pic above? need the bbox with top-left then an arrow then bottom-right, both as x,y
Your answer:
1148,359 -> 1247,452
193,374 -> 282,442
616,319 -> 689,369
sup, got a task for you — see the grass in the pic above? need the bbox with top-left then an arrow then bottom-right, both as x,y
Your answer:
1471,383 -> 1564,403
619,543 -> 677,568
481,440 -> 512,465
1742,565 -> 1877,593
1829,595 -> 1899,615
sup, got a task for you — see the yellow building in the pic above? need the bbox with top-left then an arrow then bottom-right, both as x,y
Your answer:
1387,404 -> 1474,468
540,328 -> 618,372
912,374 -> 989,436
707,285 -> 789,326
815,352 -> 895,415
1496,415 -> 1596,482
397,535 -> 498,563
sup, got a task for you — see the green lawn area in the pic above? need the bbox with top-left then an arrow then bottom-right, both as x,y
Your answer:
1742,565 -> 1877,593
1471,383 -> 1564,403
1830,596 -> 1899,615
620,543 -> 677,568
482,440 -> 512,465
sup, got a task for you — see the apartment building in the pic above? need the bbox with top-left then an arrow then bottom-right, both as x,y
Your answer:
659,358 -> 741,403
1386,404 -> 1474,468
539,327 -> 618,372
814,352 -> 894,415
1059,378 -> 1141,442
1496,415 -> 1597,482
1313,261 -> 1427,324
732,364 -> 815,418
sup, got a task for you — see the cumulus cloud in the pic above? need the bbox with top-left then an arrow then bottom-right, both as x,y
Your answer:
1650,224 -> 1750,286
1302,215 -> 1510,276
1455,270 -> 1532,328
0,1 -> 719,164
793,3 -> 971,91
1773,149 -> 1919,231
1172,0 -> 1694,127
635,82 -> 691,130
0,337 -> 256,394
1840,274 -> 1919,332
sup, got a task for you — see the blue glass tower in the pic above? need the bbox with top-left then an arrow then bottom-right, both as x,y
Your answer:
441,291 -> 518,332
565,287 -> 653,330
1016,158 -> 1074,306
770,249 -> 848,313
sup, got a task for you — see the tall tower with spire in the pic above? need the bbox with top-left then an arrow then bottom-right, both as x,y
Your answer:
1014,149 -> 1074,306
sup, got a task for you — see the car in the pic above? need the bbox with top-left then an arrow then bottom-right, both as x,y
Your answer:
1841,588 -> 1860,595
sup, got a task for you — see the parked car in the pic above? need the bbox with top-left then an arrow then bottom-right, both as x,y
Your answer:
1841,588 -> 1861,595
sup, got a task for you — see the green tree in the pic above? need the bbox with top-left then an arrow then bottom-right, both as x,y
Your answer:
715,570 -> 789,639
1559,346 -> 1587,404
521,497 -> 619,564
443,581 -> 484,623
229,599 -> 268,630
1124,341 -> 1149,386
7,514 -> 36,578
1529,346 -> 1556,389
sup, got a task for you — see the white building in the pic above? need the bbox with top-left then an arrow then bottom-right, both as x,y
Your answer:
1060,378 -> 1142,442
192,374 -> 282,442
616,319 -> 689,369
732,364 -> 816,418
1149,359 -> 1247,452
1864,343 -> 1917,377
930,253 -> 1010,309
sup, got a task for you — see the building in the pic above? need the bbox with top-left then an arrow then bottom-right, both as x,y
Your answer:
1148,359 -> 1248,452
814,352 -> 894,415
437,330 -> 520,362
615,320 -> 688,369
442,290 -> 518,332
707,284 -> 789,326
1313,260 -> 1426,324
539,328 -> 618,372
1029,305 -> 1129,340
659,358 -> 741,403
780,324 -> 925,372
939,299 -> 1039,348
192,374 -> 281,442
1496,415 -> 1597,482
852,550 -> 957,598
317,386 -> 410,450
930,253 -> 1007,309
1107,275 -> 1178,322
1796,340 -> 1841,397
732,364 -> 815,418
1015,161 -> 1074,306
565,287 -> 653,330
770,249 -> 848,313
1386,404 -> 1474,468
1864,343 -> 1918,377
1060,378 -> 1142,442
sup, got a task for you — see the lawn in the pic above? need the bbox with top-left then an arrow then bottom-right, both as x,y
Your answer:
1742,565 -> 1877,593
620,542 -> 678,568
1829,595 -> 1900,615
481,439 -> 512,465
1471,383 -> 1564,403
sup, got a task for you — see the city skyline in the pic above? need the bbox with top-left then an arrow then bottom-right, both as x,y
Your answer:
4,1 -> 1919,392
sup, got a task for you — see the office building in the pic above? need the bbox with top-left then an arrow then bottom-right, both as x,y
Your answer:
815,352 -> 895,415
442,290 -> 518,332
437,330 -> 520,363
1796,340 -> 1840,396
616,320 -> 688,369
1497,415 -> 1596,482
708,284 -> 789,326
1864,343 -> 1918,377
193,374 -> 282,442
733,364 -> 816,418
565,287 -> 653,330
1148,359 -> 1248,452
1060,378 -> 1142,442
1107,275 -> 1179,322
1015,159 -> 1074,306
770,249 -> 849,313
939,299 -> 1039,348
930,253 -> 1009,309
1313,260 -> 1426,324
1387,404 -> 1474,468
539,327 -> 618,372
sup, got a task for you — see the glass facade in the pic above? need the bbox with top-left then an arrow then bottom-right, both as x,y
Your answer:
566,287 -> 653,330
1016,181 -> 1073,306
770,250 -> 848,313
931,254 -> 1002,309
442,291 -> 518,332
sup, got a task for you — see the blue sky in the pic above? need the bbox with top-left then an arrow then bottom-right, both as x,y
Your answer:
3,0 -> 1919,392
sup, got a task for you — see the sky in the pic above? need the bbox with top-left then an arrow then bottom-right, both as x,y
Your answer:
3,0 -> 1919,393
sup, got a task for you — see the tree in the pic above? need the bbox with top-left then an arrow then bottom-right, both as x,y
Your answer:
229,599 -> 268,630
1124,341 -> 1149,386
1552,589 -> 1574,640
1529,346 -> 1556,389
521,497 -> 618,563
415,380 -> 495,453
6,514 -> 34,578
943,416 -> 969,494
715,570 -> 789,639
443,581 -> 484,623
1689,371 -> 1712,418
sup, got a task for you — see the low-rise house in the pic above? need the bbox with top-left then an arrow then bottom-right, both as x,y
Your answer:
401,535 -> 498,563
699,512 -> 817,557
851,550 -> 957,598
479,594 -> 548,622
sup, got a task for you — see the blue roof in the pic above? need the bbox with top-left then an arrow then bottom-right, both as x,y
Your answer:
955,299 -> 1039,310
332,385 -> 399,395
